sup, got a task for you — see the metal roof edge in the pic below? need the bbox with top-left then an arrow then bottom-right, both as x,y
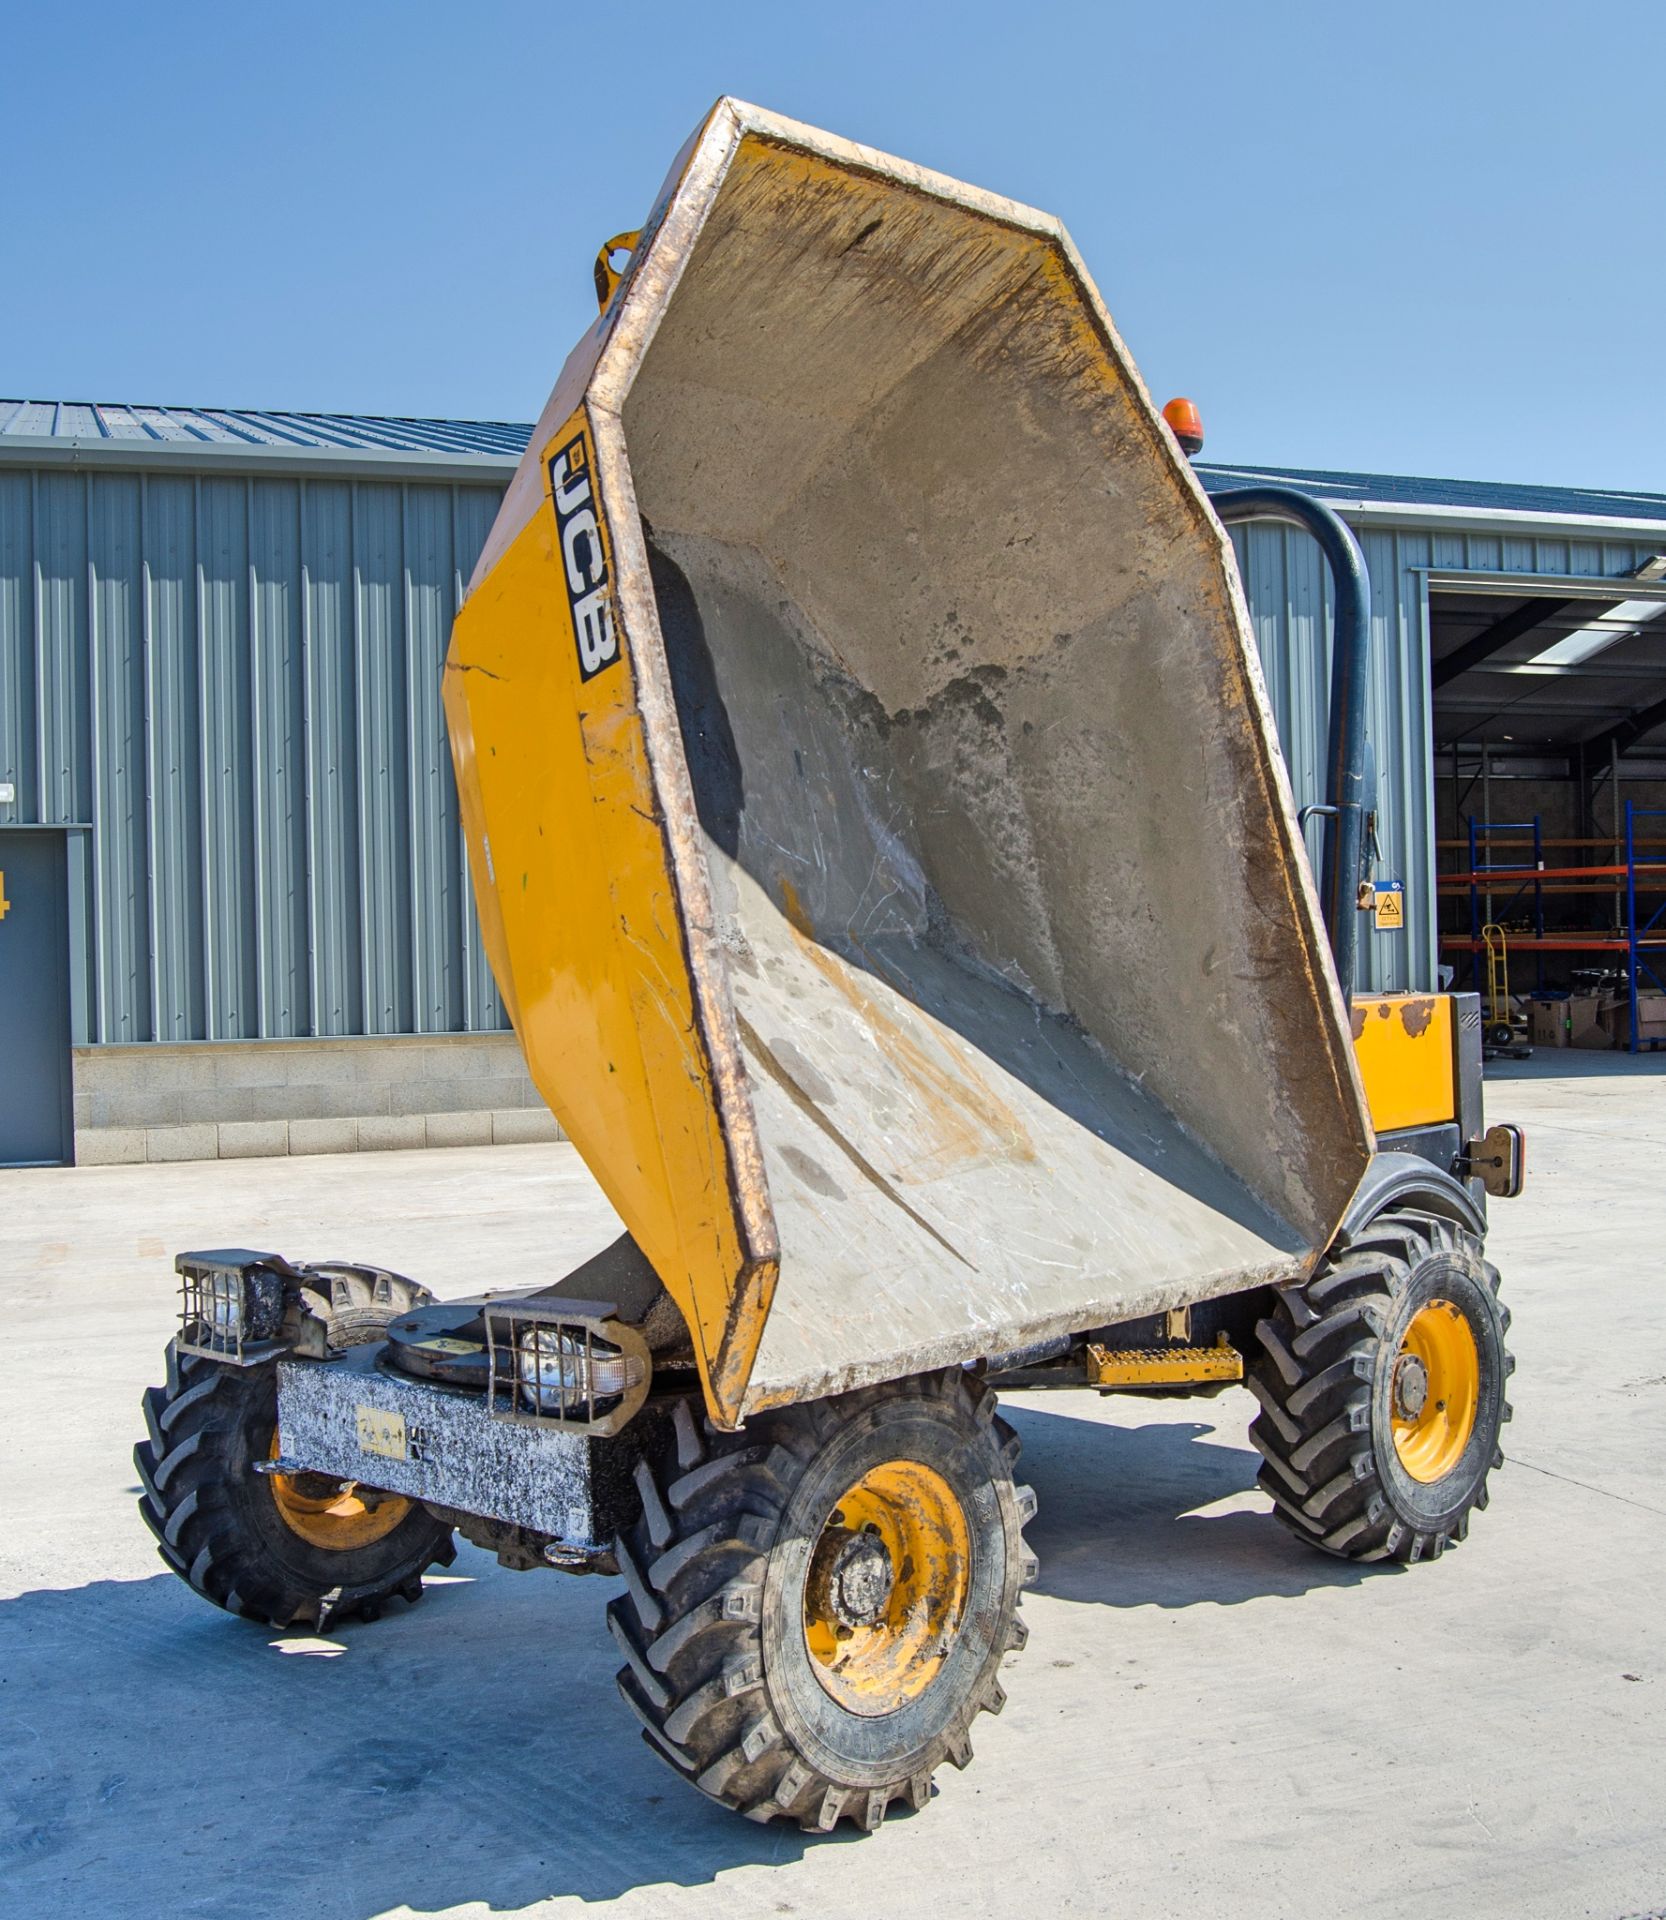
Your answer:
0,434 -> 521,485
1327,498 -> 1666,540
1199,464 -> 1666,538
1422,568 -> 1666,599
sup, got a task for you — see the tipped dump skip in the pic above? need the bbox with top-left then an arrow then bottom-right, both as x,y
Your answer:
446,100 -> 1372,1424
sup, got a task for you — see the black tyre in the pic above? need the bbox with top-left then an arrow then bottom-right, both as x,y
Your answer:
296,1263 -> 438,1348
1247,1205 -> 1513,1562
135,1270 -> 456,1628
608,1369 -> 1035,1831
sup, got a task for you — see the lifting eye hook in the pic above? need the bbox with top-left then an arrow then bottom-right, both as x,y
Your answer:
593,231 -> 643,312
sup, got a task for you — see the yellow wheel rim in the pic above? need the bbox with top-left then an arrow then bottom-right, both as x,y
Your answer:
1391,1299 -> 1480,1483
267,1432 -> 411,1552
803,1460 -> 970,1717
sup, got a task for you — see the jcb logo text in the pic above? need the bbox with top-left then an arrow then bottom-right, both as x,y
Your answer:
549,431 -> 618,680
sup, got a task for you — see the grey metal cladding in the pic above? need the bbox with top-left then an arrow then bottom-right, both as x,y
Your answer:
37,469 -> 91,826
200,474 -> 257,1038
303,478 -> 363,1037
1228,517 -> 1436,995
251,478 -> 308,1038
11,407 -> 1655,1032
89,471 -> 148,1040
354,481 -> 412,1037
0,475 -> 34,827
0,458 -> 511,1045
144,472 -> 205,1039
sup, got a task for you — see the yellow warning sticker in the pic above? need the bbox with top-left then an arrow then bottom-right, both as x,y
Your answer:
355,1406 -> 407,1461
414,1337 -> 482,1356
1374,882 -> 1405,930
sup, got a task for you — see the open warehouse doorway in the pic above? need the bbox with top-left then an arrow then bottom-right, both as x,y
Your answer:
1430,561 -> 1666,1050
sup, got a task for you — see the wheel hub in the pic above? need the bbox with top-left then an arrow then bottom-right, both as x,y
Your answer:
1390,1298 -> 1481,1483
1391,1352 -> 1430,1421
808,1520 -> 895,1629
802,1459 -> 971,1717
266,1432 -> 411,1551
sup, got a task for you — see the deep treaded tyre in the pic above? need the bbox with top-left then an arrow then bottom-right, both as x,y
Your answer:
136,1277 -> 456,1628
608,1369 -> 1036,1832
1248,1205 -> 1513,1563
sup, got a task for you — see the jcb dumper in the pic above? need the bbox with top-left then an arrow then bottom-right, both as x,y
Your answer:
136,99 -> 1522,1834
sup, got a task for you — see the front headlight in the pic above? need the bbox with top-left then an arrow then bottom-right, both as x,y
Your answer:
516,1326 -> 645,1416
208,1269 -> 244,1341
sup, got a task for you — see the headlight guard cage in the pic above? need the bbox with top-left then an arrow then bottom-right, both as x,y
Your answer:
482,1298 -> 652,1437
175,1251 -> 291,1364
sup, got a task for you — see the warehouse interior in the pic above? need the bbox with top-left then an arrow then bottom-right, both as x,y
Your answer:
1430,565 -> 1666,1043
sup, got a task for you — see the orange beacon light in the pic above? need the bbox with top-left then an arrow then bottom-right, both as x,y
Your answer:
1162,396 -> 1204,457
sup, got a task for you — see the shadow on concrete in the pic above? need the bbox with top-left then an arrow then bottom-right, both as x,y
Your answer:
3,1401 -> 1382,1917
1007,1399 -> 1383,1609
0,1552 -> 832,1918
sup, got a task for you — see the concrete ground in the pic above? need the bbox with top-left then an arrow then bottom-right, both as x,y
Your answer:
2,1053 -> 1662,1920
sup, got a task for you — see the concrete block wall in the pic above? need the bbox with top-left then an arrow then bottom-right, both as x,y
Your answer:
73,1034 -> 563,1165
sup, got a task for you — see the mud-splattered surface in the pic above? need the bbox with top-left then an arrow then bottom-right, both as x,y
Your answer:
642,512 -> 1322,1405
276,1349 -> 605,1545
3,1073 -> 1662,1918
638,510 -> 1339,1407
619,127 -> 1374,1260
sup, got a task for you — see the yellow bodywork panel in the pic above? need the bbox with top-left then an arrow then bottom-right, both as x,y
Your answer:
1351,994 -> 1456,1133
444,406 -> 774,1423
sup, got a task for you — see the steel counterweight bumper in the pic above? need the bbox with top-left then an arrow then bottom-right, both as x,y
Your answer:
275,1346 -> 650,1552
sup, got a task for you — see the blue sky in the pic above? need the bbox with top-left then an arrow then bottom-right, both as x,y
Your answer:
4,1 -> 1661,490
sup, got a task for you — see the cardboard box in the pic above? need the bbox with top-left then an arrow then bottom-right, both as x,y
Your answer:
1568,993 -> 1614,1049
1601,990 -> 1666,1049
1530,1000 -> 1571,1048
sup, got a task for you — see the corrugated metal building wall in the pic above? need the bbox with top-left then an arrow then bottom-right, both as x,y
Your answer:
0,407 -> 519,1045
9,405 -> 1660,1047
1225,518 -> 1436,994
